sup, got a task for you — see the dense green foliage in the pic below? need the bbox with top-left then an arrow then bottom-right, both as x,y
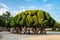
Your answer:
0,10 -> 58,28
9,10 -> 55,28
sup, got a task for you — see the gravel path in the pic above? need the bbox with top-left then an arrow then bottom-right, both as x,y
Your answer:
0,31 -> 60,40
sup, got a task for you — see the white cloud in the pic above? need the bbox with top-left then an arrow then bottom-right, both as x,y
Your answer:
0,3 -> 8,15
44,4 -> 54,10
48,7 -> 54,10
43,0 -> 47,2
0,8 -> 8,15
20,6 -> 24,9
29,6 -> 36,9
1,3 -> 8,8
44,4 -> 52,7
19,9 -> 26,12
11,10 -> 19,16
22,9 -> 25,11
54,15 -> 60,22
19,6 -> 36,12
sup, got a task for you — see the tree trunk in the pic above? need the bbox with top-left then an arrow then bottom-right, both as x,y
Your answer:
58,28 -> 60,31
52,27 -> 56,31
27,27 -> 30,34
16,27 -> 18,33
40,27 -> 46,34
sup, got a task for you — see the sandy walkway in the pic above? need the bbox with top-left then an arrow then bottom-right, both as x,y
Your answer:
0,31 -> 60,40
20,35 -> 60,40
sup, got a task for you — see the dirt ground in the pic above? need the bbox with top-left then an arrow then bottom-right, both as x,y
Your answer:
0,31 -> 60,40
20,35 -> 60,40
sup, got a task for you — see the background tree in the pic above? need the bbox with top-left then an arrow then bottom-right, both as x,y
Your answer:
2,11 -> 11,27
0,16 -> 3,26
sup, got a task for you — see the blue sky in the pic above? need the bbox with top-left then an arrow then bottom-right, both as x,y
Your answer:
0,0 -> 60,22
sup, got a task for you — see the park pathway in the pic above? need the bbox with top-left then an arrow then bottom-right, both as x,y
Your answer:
0,31 -> 60,40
